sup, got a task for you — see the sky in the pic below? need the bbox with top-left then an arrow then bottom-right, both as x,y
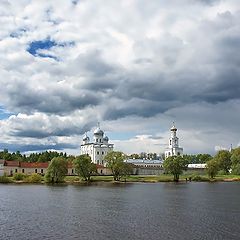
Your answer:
0,0 -> 239,155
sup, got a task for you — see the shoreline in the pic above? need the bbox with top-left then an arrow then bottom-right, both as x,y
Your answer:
1,175 -> 240,185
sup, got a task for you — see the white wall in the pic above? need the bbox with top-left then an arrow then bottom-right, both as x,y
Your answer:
0,164 -> 4,176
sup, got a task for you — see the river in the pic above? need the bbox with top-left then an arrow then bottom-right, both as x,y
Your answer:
0,182 -> 240,240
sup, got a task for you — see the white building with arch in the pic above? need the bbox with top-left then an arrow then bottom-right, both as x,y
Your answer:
165,123 -> 183,159
80,124 -> 114,166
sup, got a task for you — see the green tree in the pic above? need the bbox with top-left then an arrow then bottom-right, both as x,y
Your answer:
206,159 -> 219,179
230,147 -> 240,175
196,154 -> 212,163
105,151 -> 132,181
214,150 -> 231,174
163,156 -> 188,182
45,157 -> 68,183
74,155 -> 97,181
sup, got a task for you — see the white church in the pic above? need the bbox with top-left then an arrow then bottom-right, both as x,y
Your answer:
165,123 -> 183,159
80,124 -> 114,166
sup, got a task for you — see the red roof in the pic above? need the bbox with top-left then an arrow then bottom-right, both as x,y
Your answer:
4,161 -> 20,167
20,162 -> 49,168
3,160 -> 101,169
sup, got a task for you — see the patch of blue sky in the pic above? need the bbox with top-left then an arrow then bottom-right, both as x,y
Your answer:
27,39 -> 57,56
0,107 -> 13,120
108,132 -> 135,141
27,39 -> 75,60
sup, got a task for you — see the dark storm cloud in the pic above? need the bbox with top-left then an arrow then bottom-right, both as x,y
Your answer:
6,82 -> 101,114
3,50 -> 116,115
99,10 -> 240,120
10,122 -> 94,138
196,0 -> 220,5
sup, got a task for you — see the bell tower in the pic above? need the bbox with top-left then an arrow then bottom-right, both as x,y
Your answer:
165,122 -> 183,159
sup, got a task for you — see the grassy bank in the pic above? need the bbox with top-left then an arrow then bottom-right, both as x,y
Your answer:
1,174 -> 240,184
66,174 -> 240,183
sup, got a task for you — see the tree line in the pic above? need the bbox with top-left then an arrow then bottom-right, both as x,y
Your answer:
0,149 -> 74,162
206,148 -> 240,178
2,147 -> 240,183
163,147 -> 240,181
1,149 -> 212,164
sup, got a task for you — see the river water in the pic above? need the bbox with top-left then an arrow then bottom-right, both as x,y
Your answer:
0,182 -> 240,240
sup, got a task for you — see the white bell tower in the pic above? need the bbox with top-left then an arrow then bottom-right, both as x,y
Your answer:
165,122 -> 183,159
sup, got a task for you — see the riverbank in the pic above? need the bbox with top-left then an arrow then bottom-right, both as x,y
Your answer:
88,174 -> 240,183
1,174 -> 240,184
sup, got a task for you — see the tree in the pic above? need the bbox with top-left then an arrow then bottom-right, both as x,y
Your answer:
74,155 -> 97,181
230,147 -> 240,175
45,157 -> 68,183
196,154 -> 212,163
214,150 -> 231,174
105,151 -> 132,181
206,159 -> 219,179
163,156 -> 188,182
183,154 -> 212,164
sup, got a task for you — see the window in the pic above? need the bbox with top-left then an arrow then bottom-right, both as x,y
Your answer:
35,169 -> 37,173
177,152 -> 180,156
41,169 -> 43,174
102,151 -> 104,155
96,139 -> 98,142
15,169 -> 18,173
22,169 -> 25,173
97,151 -> 99,155
170,140 -> 172,145
72,169 -> 74,174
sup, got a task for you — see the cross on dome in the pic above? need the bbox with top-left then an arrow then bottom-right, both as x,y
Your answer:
170,122 -> 177,131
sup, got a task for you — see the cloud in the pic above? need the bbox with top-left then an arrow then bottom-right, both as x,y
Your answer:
0,0 -> 239,154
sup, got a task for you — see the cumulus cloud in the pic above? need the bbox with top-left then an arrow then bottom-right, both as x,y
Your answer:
0,0 -> 239,154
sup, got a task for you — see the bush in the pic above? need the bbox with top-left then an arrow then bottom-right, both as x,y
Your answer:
0,175 -> 12,183
13,173 -> 27,181
217,170 -> 227,175
232,164 -> 240,175
25,173 -> 42,183
191,175 -> 209,182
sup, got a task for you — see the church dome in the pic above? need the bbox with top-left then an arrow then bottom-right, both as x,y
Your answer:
103,135 -> 109,141
83,134 -> 90,141
94,127 -> 104,136
170,122 -> 177,131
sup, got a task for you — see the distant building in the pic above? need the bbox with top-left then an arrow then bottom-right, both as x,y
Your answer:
165,123 -> 183,159
125,159 -> 164,175
80,123 -> 114,166
3,161 -> 49,176
1,160 -> 109,176
0,159 -> 4,176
